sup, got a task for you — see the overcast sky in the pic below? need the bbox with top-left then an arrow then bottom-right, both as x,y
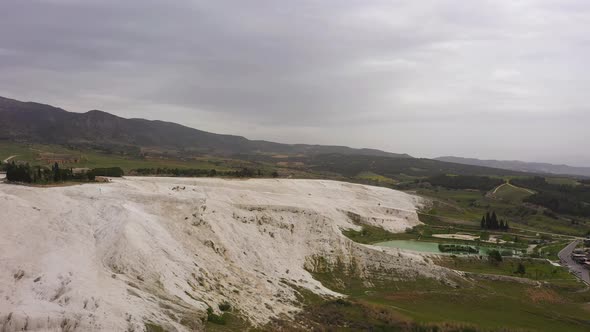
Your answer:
1,0 -> 589,165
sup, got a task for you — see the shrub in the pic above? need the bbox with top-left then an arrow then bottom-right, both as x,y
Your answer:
487,250 -> 503,263
218,301 -> 231,312
206,307 -> 227,325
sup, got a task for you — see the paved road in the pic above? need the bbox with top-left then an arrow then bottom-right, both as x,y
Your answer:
558,240 -> 590,284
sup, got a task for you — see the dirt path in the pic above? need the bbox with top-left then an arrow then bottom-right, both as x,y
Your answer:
2,155 -> 17,163
491,183 -> 508,195
489,182 -> 535,197
506,183 -> 535,195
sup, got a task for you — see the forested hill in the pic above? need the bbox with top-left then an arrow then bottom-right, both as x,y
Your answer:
0,96 -> 410,158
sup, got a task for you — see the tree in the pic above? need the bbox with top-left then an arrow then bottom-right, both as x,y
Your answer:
271,171 -> 279,178
52,162 -> 60,182
515,262 -> 526,275
491,211 -> 498,229
488,249 -> 503,263
7,162 -> 32,183
480,216 -> 486,229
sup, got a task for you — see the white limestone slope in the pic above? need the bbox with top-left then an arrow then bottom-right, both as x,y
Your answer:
0,177 -> 445,331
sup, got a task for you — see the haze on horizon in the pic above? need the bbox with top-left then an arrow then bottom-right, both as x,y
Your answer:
1,0 -> 589,166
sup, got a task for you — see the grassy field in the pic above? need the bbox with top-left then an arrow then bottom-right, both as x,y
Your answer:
0,142 -> 270,173
306,263 -> 590,332
354,171 -> 397,185
535,241 -> 570,260
0,142 -> 40,162
492,183 -> 534,203
415,187 -> 590,237
434,256 -> 580,287
546,177 -> 580,186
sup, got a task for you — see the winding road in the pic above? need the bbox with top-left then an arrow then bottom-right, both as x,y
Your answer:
558,240 -> 590,284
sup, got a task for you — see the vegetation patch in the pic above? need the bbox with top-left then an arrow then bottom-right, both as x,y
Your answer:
342,223 -> 411,244
206,307 -> 228,325
354,171 -> 397,186
492,183 -> 533,203
426,174 -> 504,191
438,244 -> 478,254
433,256 -> 579,287
306,262 -> 590,332
144,322 -> 165,332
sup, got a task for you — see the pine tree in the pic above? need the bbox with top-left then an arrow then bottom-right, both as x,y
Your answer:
491,211 -> 498,229
53,162 -> 60,182
485,212 -> 491,227
481,216 -> 486,229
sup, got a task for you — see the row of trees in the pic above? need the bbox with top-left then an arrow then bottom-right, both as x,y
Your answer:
5,162 -> 123,184
512,177 -> 590,217
6,162 -> 94,183
131,167 -> 279,178
480,211 -> 509,230
426,174 -> 504,191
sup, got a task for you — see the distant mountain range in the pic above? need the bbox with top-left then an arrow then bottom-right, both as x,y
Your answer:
3,95 -> 585,179
0,96 -> 410,158
436,156 -> 590,178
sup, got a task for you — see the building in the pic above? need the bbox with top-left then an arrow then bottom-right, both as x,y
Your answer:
572,254 -> 587,264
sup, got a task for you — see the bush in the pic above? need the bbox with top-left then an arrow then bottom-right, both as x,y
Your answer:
487,250 -> 503,263
206,307 -> 227,325
218,301 -> 231,312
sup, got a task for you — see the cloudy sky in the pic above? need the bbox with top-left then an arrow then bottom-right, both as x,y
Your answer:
1,0 -> 589,165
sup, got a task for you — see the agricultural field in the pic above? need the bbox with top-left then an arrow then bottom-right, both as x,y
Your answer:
0,142 -> 273,174
353,171 -> 397,186
546,177 -> 581,186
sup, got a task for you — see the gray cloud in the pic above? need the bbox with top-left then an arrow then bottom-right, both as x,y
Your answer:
1,0 -> 589,165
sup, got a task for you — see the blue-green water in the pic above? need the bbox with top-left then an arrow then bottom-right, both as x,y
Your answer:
375,240 -> 521,256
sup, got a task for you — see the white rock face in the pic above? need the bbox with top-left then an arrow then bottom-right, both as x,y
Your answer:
0,177 -> 443,331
